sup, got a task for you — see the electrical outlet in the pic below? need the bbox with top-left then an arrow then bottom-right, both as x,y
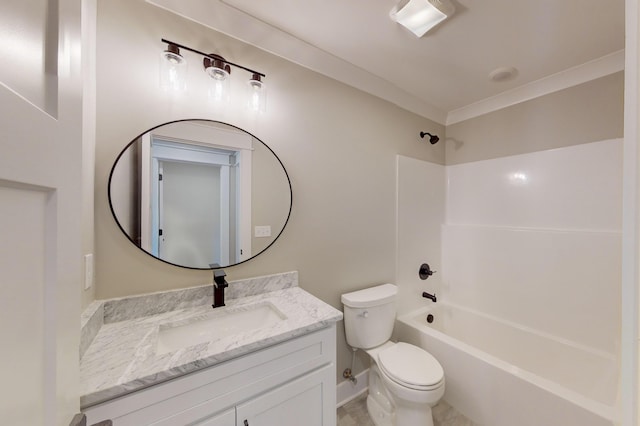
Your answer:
254,225 -> 271,238
84,254 -> 94,290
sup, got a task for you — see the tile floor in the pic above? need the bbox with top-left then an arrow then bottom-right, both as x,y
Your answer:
337,393 -> 478,426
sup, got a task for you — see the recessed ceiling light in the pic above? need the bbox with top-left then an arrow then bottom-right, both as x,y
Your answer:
489,67 -> 518,82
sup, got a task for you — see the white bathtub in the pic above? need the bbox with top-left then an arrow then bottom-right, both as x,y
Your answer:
394,303 -> 619,426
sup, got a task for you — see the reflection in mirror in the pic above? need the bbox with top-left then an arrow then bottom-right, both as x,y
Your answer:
109,120 -> 292,269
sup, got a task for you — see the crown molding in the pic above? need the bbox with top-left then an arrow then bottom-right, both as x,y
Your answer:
446,50 -> 625,125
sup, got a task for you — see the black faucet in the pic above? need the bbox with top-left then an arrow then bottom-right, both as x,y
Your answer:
422,291 -> 437,303
212,269 -> 229,308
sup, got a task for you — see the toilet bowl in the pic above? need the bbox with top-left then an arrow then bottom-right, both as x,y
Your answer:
366,341 -> 445,426
341,284 -> 445,426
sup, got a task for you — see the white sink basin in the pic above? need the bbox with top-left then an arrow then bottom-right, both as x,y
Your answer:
156,302 -> 286,354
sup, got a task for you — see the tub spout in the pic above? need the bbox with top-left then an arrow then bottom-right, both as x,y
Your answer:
422,291 -> 437,303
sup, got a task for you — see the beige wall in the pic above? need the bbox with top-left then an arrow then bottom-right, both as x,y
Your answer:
446,72 -> 624,164
251,137 -> 291,255
94,0 -> 444,382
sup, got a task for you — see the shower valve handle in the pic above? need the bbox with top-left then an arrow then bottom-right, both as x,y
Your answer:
419,263 -> 437,280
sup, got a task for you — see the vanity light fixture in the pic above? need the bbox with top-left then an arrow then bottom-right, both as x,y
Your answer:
390,0 -> 455,37
160,39 -> 267,112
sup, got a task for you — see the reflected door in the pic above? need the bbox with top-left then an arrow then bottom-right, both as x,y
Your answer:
148,139 -> 239,268
159,160 -> 227,267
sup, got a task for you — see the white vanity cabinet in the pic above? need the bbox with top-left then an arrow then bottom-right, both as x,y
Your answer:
83,325 -> 337,426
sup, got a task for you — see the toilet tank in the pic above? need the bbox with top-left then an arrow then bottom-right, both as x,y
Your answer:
341,284 -> 397,349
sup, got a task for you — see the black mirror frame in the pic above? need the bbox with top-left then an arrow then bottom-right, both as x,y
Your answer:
107,119 -> 293,270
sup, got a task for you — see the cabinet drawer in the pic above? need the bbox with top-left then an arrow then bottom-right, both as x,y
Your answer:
150,407 -> 235,426
84,325 -> 336,425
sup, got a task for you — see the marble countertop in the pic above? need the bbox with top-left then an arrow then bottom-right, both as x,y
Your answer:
80,276 -> 342,408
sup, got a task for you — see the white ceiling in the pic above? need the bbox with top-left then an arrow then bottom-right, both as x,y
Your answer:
148,0 -> 625,124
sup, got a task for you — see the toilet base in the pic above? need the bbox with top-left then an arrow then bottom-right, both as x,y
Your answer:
366,392 -> 434,426
366,393 -> 393,426
367,364 -> 438,426
394,400 -> 434,426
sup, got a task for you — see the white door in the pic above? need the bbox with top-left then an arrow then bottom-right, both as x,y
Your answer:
160,160 -> 223,267
148,140 -> 235,267
0,0 -> 83,425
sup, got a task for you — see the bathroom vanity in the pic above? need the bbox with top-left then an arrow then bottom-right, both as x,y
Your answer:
80,272 -> 342,426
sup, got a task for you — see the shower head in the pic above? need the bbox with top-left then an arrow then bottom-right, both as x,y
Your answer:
420,131 -> 439,144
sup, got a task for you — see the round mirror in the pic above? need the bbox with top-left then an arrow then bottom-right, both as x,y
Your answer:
108,119 -> 292,269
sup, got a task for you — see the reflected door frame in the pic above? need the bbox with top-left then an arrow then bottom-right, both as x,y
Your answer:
152,142 -> 231,265
140,122 -> 252,267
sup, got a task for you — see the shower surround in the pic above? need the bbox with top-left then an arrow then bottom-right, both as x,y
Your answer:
395,138 -> 622,424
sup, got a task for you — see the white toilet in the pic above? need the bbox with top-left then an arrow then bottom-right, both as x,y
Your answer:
341,283 -> 445,426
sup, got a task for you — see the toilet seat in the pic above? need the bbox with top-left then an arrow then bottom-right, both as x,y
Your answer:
378,342 -> 444,391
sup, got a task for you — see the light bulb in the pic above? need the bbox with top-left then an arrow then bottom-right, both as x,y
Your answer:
206,66 -> 229,81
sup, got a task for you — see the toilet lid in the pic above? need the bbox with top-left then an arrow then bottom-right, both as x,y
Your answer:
378,343 -> 444,388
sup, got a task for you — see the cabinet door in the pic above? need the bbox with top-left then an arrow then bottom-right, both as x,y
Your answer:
236,366 -> 335,426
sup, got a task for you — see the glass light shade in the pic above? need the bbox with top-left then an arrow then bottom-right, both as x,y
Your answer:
204,56 -> 231,103
159,46 -> 187,91
207,69 -> 231,103
247,75 -> 266,113
390,0 -> 451,37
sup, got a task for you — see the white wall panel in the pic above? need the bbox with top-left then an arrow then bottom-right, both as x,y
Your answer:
396,156 -> 446,314
0,0 -> 57,114
446,139 -> 623,231
442,140 -> 623,354
0,184 -> 49,425
442,224 -> 621,353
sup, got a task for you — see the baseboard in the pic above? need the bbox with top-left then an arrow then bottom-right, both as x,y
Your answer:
336,368 -> 369,408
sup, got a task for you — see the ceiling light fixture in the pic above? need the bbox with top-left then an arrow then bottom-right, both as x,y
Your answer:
489,66 -> 518,82
390,0 -> 455,37
160,39 -> 267,112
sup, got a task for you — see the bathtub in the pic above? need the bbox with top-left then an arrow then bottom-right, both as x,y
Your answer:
394,303 -> 619,426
